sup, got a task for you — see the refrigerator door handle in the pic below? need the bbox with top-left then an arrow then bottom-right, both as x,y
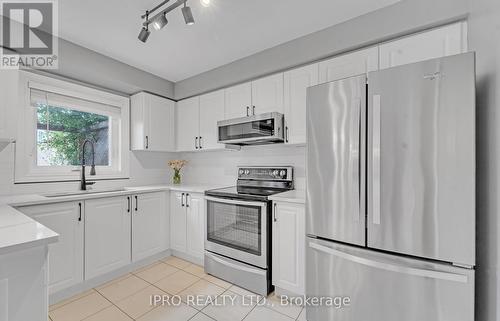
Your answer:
351,98 -> 361,222
372,94 -> 381,225
309,242 -> 468,283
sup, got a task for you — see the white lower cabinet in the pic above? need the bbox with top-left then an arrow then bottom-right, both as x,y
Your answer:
84,196 -> 131,280
132,192 -> 168,262
272,201 -> 305,295
170,191 -> 187,252
170,191 -> 205,261
17,202 -> 84,294
186,193 -> 205,259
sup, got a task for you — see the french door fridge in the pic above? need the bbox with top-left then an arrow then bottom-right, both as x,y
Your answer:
306,52 -> 476,321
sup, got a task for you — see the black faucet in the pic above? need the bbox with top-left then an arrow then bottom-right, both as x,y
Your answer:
80,139 -> 96,190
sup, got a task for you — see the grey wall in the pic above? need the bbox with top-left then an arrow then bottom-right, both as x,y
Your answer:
174,0 -> 468,99
467,1 -> 500,320
0,15 -> 175,98
54,38 -> 175,98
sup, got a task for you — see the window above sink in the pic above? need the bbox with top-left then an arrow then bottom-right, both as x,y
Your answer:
14,71 -> 130,183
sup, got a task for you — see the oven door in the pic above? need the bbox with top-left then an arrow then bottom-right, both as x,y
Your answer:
205,196 -> 268,268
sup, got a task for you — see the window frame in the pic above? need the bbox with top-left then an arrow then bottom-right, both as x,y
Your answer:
15,71 -> 130,183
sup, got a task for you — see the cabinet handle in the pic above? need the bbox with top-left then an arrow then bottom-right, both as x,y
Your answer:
145,136 -> 149,149
252,105 -> 255,115
127,196 -> 130,213
285,126 -> 289,143
273,203 -> 277,222
181,193 -> 185,207
135,195 -> 138,212
195,137 -> 199,149
78,202 -> 82,222
186,193 -> 190,208
246,106 -> 250,117
199,136 -> 203,149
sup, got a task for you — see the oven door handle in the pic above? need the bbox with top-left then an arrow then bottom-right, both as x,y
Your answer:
205,196 -> 267,208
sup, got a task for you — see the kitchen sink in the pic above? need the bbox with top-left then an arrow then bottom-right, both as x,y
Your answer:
43,188 -> 127,198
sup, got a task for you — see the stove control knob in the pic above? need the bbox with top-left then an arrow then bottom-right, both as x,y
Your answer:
273,170 -> 279,177
244,170 -> 250,175
280,170 -> 286,177
239,169 -> 244,176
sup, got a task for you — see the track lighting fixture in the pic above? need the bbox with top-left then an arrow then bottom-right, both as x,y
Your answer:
182,2 -> 195,25
152,13 -> 168,30
138,0 -> 197,43
138,27 -> 151,42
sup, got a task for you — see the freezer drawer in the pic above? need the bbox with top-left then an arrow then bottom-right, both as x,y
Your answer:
367,53 -> 475,266
306,75 -> 366,246
306,237 -> 474,321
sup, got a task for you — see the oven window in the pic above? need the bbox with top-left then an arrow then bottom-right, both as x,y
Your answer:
207,200 -> 261,256
219,118 -> 274,141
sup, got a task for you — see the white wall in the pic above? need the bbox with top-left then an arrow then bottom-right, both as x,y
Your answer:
178,145 -> 306,190
0,144 -> 174,196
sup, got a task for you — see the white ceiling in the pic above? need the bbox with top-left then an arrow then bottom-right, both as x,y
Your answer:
59,0 -> 400,82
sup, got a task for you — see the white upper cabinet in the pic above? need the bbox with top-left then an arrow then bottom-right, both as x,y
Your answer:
284,64 -> 319,145
131,92 -> 175,151
84,196 -> 131,280
379,22 -> 468,69
17,202 -> 83,294
199,90 -> 225,150
132,192 -> 168,262
319,47 -> 379,84
176,96 -> 200,152
251,73 -> 284,115
224,82 -> 252,119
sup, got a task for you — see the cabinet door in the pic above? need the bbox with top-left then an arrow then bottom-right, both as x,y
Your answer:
170,192 -> 187,252
199,90 -> 225,150
85,197 -> 131,279
379,22 -> 467,69
148,95 -> 176,151
18,202 -> 83,294
251,73 -> 284,115
176,97 -> 200,152
132,192 -> 167,262
284,64 -> 318,144
224,82 -> 251,119
272,202 -> 305,295
319,47 -> 378,84
186,193 -> 205,260
130,92 -> 149,150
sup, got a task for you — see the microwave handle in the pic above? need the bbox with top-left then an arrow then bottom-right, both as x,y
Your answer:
205,196 -> 267,208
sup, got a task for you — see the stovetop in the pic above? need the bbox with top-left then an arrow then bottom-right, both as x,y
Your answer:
205,185 -> 288,202
205,166 -> 294,202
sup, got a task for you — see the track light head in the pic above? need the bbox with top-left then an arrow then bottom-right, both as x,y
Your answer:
152,13 -> 168,30
138,27 -> 150,43
182,4 -> 195,25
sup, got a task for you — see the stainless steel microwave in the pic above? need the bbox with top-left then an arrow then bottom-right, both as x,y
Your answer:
217,112 -> 284,145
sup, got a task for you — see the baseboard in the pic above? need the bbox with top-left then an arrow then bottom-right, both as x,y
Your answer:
170,249 -> 204,266
49,249 -> 172,305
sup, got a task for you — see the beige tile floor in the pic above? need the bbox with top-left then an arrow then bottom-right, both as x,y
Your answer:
49,256 -> 305,321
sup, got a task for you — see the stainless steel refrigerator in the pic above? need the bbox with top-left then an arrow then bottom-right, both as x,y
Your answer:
305,52 -> 475,321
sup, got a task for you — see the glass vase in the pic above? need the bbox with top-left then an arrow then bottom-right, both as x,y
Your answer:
173,169 -> 181,185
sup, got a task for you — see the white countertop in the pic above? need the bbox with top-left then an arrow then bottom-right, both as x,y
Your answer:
0,183 -> 225,255
269,190 -> 305,204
